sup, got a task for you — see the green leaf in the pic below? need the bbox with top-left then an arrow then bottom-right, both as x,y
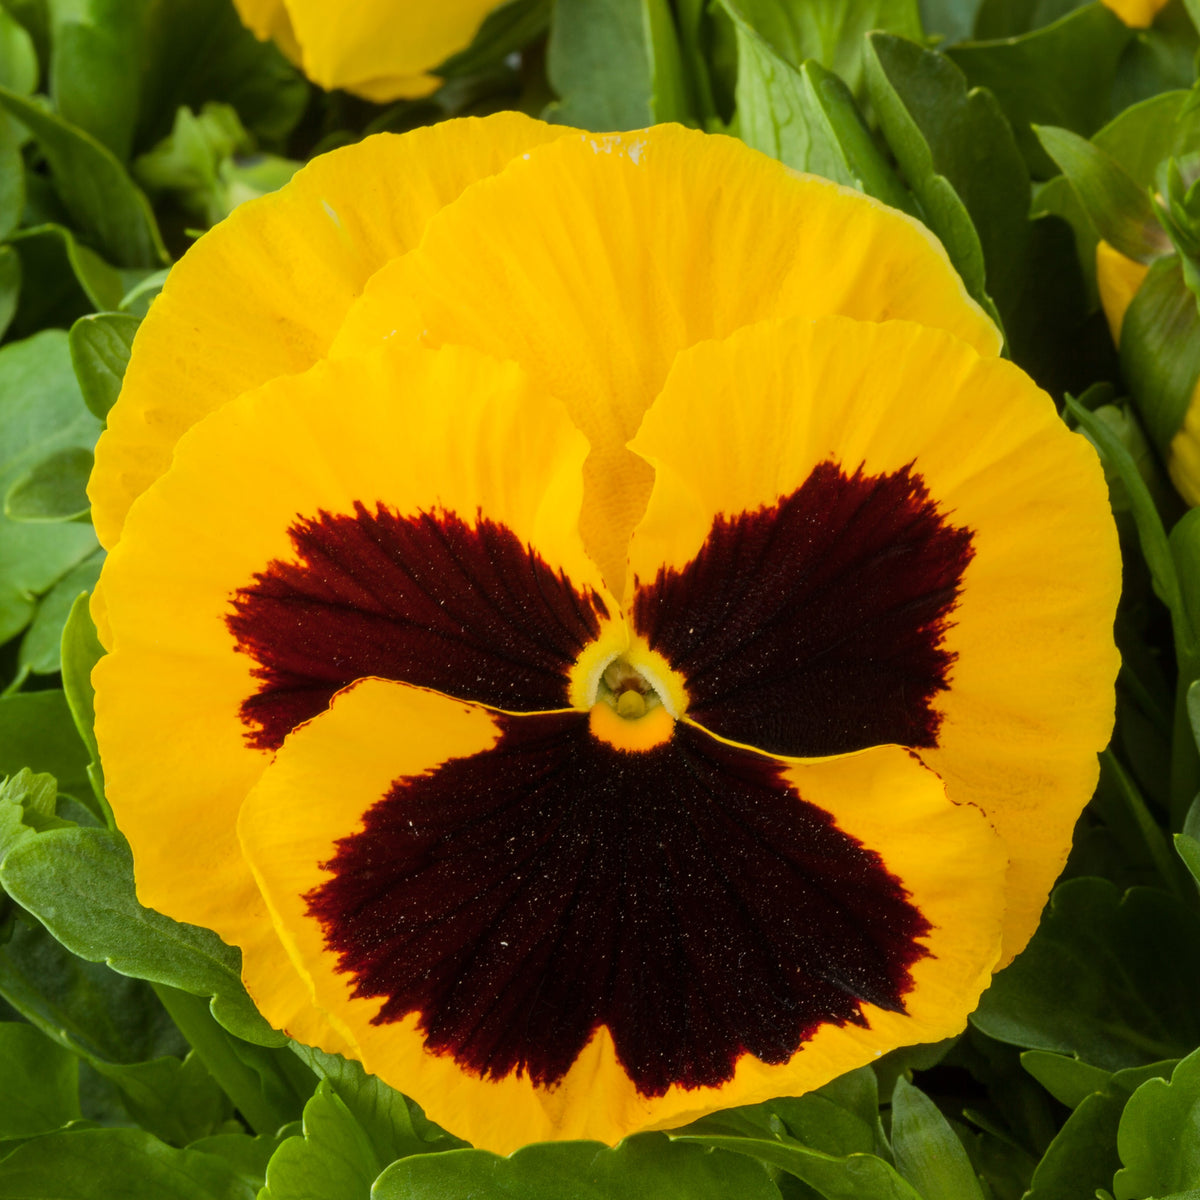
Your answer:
374,1134 -> 783,1200
721,0 -> 922,98
1115,1046 -> 1200,1198
1035,123 -> 1168,261
1025,1061 -> 1176,1200
4,444 -> 92,521
69,312 -> 140,423
18,549 -> 103,677
673,1132 -> 921,1199
946,4 -> 1133,176
290,1045 -> 465,1166
260,1081 -> 380,1200
0,1021 -> 80,1137
1121,256 -> 1200,456
0,2 -> 35,95
0,690 -> 90,799
60,590 -> 103,766
49,0 -> 143,161
0,244 -> 19,340
0,330 -> 101,646
436,0 -> 552,79
890,1077 -> 985,1200
1021,1051 -> 1114,1109
972,878 -> 1200,1069
0,1128 -> 255,1199
0,916 -> 186,1066
643,0 -> 691,123
91,1051 -> 233,1147
864,32 -> 1028,329
719,7 -> 913,211
0,824 -> 282,1048
188,1131 -> 291,1189
0,85 -> 168,267
545,0 -> 654,130
136,0 -> 306,150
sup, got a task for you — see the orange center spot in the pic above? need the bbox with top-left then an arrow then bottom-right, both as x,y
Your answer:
588,702 -> 675,752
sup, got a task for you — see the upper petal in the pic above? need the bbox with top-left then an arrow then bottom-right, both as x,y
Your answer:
328,124 -> 1001,596
628,315 -> 1121,964
94,340 -> 606,953
89,112 -> 568,552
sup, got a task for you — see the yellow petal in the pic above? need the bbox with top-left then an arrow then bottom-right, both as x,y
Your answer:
283,0 -> 501,100
94,341 -> 606,953
1169,392 -> 1200,506
1096,239 -> 1150,345
1101,0 -> 1169,26
231,0 -> 302,64
239,676 -> 1005,1152
330,124 -> 1001,596
628,316 -> 1121,965
89,112 -> 567,552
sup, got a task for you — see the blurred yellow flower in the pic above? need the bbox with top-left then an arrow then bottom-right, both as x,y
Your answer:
1100,0 -> 1169,26
233,0 -> 505,100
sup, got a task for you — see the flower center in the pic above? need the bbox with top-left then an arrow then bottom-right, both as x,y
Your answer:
587,653 -> 680,752
598,658 -> 662,720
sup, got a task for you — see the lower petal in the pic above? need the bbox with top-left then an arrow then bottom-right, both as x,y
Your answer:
239,678 -> 1006,1152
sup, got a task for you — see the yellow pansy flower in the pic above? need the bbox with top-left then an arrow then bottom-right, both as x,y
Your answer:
89,115 -> 1120,1152
1100,0 -> 1170,26
232,0 -> 506,101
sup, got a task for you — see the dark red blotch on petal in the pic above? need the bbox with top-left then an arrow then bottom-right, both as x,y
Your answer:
226,504 -> 607,750
306,715 -> 930,1096
633,461 -> 974,758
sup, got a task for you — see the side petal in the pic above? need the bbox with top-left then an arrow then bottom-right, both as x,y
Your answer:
239,677 -> 1006,1153
1096,239 -> 1149,345
89,111 -> 567,551
94,341 -> 608,952
282,0 -> 499,100
628,316 -> 1121,963
328,125 -> 1001,596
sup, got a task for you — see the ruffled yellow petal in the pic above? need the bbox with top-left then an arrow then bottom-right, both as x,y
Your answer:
330,125 -> 1000,597
629,316 -> 1120,964
1096,239 -> 1150,345
1101,0 -> 1169,26
282,0 -> 501,101
239,676 -> 1005,1152
94,341 -> 605,953
89,112 -> 567,552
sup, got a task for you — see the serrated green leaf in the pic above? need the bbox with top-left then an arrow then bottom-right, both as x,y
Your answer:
0,1127 -> 255,1199
0,824 -> 281,1051
1115,1046 -> 1200,1198
18,549 -> 103,677
260,1081 -> 380,1200
4,444 -> 92,522
721,0 -> 921,98
0,85 -> 167,268
947,4 -> 1133,176
49,0 -> 143,161
290,1045 -> 465,1165
374,1133 -> 782,1200
1035,124 -> 1168,261
1026,1061 -> 1176,1200
972,878 -> 1200,1069
188,1131 -> 291,1189
865,32 -> 1027,329
673,1132 -> 921,1199
891,1077 -> 985,1200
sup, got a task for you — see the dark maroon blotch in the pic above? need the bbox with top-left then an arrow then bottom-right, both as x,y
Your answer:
306,715 -> 930,1096
633,461 -> 974,758
226,504 -> 608,750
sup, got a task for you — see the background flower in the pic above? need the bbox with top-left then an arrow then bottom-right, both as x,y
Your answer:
232,0 -> 507,100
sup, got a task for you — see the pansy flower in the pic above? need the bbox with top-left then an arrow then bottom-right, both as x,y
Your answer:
90,115 -> 1120,1151
232,0 -> 505,100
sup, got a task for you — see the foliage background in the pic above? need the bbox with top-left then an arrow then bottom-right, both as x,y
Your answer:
0,0 -> 1198,1195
